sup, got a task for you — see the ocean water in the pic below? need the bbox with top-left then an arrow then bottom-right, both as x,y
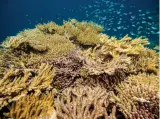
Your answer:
0,0 -> 159,48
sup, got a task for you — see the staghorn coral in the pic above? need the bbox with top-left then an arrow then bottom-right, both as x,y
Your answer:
36,21 -> 64,35
101,35 -> 150,55
77,69 -> 127,91
3,90 -> 57,119
1,29 -> 76,68
36,19 -> 104,46
128,48 -> 159,74
51,48 -> 127,91
52,50 -> 83,90
74,47 -> 129,90
54,85 -> 116,119
0,63 -> 55,110
78,47 -> 131,76
99,34 -> 159,74
0,48 -> 26,79
110,73 -> 159,119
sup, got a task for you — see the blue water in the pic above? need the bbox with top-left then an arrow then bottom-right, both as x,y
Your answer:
0,0 -> 159,47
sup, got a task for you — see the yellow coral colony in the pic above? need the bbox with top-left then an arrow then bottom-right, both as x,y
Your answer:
0,19 -> 159,119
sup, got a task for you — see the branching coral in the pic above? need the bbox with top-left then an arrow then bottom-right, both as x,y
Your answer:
1,29 -> 76,68
75,47 -> 129,90
128,48 -> 159,74
0,19 -> 159,119
3,90 -> 57,119
52,50 -> 83,89
0,63 -> 55,110
79,47 -> 131,75
77,69 -> 127,91
101,35 -> 150,54
99,35 -> 159,74
52,48 -> 127,90
36,21 -> 64,35
36,19 -> 104,46
110,73 -> 159,119
54,85 -> 116,119
0,49 -> 23,78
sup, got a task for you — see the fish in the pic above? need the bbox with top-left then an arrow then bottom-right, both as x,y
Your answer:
77,0 -> 158,46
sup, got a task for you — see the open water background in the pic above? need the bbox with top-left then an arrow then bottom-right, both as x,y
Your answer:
0,0 -> 159,47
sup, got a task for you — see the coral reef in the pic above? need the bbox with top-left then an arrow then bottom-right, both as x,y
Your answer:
4,90 -> 57,119
0,63 -> 55,110
100,35 -> 159,74
36,19 -> 104,46
0,19 -> 159,119
111,73 -> 159,119
2,29 -> 76,68
52,51 -> 83,89
54,85 -> 116,119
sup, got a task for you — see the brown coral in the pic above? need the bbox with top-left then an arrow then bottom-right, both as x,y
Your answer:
52,50 -> 83,90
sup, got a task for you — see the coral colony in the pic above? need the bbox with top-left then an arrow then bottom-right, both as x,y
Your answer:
0,19 -> 159,119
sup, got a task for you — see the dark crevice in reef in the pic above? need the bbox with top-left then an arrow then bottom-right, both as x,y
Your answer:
0,106 -> 9,119
43,28 -> 56,35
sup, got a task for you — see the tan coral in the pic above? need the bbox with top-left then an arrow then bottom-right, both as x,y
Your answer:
36,21 -> 64,35
0,19 -> 159,119
0,63 -> 55,110
3,90 -> 57,119
0,49 -> 23,78
1,29 -> 76,68
76,47 -> 129,90
110,73 -> 159,119
95,35 -> 159,74
36,19 -> 104,46
54,85 -> 116,119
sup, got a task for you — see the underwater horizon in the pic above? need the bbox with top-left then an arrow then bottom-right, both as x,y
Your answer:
0,0 -> 159,48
